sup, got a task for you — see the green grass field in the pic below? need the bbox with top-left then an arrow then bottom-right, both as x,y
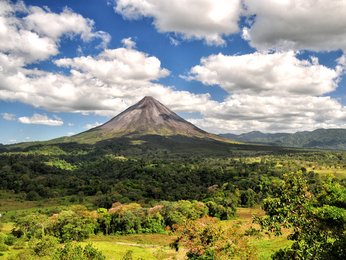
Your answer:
79,234 -> 180,260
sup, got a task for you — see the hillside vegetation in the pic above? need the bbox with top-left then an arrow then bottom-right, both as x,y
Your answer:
221,128 -> 346,150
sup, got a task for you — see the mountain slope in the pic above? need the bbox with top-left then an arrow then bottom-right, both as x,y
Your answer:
97,96 -> 208,136
220,129 -> 346,150
69,96 -> 229,144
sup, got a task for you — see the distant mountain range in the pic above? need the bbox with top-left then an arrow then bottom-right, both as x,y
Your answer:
220,129 -> 346,150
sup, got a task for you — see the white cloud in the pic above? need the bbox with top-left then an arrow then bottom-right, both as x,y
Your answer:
25,7 -> 104,41
191,95 -> 346,134
55,41 -> 170,85
115,0 -> 242,45
2,112 -> 16,121
121,37 -> 136,49
0,1 -> 110,64
0,32 -> 213,117
187,51 -> 342,96
84,122 -> 102,129
186,51 -> 346,133
243,0 -> 346,51
169,36 -> 180,46
18,114 -> 64,126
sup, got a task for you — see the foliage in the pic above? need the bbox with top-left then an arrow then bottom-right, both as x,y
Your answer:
12,213 -> 47,239
121,250 -> 134,260
0,149 -> 305,204
205,184 -> 239,220
161,200 -> 208,227
53,242 -> 105,260
29,235 -> 58,257
221,128 -> 346,150
48,208 -> 97,242
256,171 -> 346,259
0,233 -> 8,251
172,216 -> 255,259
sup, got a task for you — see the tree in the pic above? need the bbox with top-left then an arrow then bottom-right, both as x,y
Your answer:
12,214 -> 47,239
49,210 -> 96,242
256,171 -> 346,259
29,235 -> 58,257
172,217 -> 255,259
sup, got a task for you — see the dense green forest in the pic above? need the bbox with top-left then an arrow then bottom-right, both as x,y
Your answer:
0,143 -> 345,259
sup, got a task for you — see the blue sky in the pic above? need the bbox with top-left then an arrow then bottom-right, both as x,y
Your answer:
1,0 -> 346,144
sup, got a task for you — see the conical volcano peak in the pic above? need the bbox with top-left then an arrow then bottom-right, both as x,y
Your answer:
96,96 -> 202,135
72,96 -> 229,142
134,96 -> 166,110
141,96 -> 156,102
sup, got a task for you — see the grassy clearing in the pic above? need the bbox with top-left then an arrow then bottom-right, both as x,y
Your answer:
89,234 -> 176,246
314,168 -> 346,179
0,222 -> 14,233
250,236 -> 293,260
80,234 -> 179,259
0,191 -> 95,222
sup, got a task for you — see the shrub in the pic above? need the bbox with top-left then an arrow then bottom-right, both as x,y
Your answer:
30,235 -> 58,257
53,243 -> 105,260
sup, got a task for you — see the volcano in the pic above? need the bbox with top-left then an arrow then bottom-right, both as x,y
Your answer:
70,96 -> 227,144
97,96 -> 209,136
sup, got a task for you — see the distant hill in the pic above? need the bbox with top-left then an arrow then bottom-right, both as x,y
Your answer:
220,129 -> 346,150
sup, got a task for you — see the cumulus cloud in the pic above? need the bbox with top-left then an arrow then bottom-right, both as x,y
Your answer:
2,112 -> 16,121
0,1 -> 109,64
186,51 -> 346,133
0,2 -> 212,117
191,95 -> 346,134
24,6 -> 109,44
55,42 -> 170,85
18,113 -> 64,126
115,0 -> 242,45
243,0 -> 346,51
187,51 -> 343,96
0,28 -> 213,117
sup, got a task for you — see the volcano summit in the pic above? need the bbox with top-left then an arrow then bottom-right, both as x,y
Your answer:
97,96 -> 208,137
70,96 -> 226,144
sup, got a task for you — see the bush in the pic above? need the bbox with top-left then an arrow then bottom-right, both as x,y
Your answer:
4,234 -> 16,246
26,191 -> 41,201
30,235 -> 58,257
0,243 -> 8,252
49,210 -> 97,242
53,243 -> 105,260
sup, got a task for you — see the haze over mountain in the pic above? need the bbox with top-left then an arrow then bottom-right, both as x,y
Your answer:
220,129 -> 346,150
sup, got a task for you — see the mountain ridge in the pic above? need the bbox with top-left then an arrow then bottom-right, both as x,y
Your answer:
220,128 -> 346,150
